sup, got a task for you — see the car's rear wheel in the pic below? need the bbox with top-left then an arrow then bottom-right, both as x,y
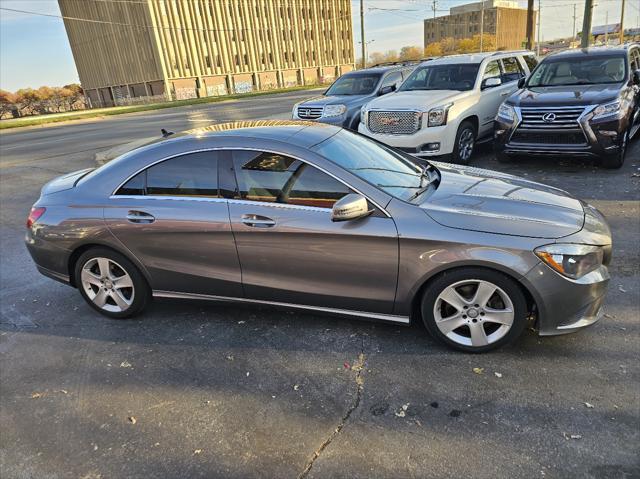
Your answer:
451,121 -> 476,165
75,247 -> 150,319
600,128 -> 628,169
420,268 -> 528,353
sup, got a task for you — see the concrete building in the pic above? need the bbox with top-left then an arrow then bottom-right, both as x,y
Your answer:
58,0 -> 355,107
424,0 -> 534,51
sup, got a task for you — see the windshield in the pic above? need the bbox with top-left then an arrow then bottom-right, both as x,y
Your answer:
399,64 -> 480,91
527,55 -> 626,87
325,73 -> 382,95
312,130 -> 430,202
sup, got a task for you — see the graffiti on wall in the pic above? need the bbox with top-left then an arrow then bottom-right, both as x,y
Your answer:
233,81 -> 253,94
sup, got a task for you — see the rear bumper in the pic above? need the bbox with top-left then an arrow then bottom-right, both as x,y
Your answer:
25,229 -> 72,285
523,262 -> 610,336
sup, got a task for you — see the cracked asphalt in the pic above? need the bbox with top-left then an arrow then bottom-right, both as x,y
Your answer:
1,89 -> 639,479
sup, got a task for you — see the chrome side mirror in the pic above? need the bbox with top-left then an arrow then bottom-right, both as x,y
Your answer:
482,77 -> 502,89
331,194 -> 373,222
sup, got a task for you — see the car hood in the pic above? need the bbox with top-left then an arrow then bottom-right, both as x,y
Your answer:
300,95 -> 369,107
365,90 -> 462,111
421,162 -> 585,239
508,84 -> 621,107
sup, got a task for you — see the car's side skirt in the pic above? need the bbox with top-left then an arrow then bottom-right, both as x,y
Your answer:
153,290 -> 410,324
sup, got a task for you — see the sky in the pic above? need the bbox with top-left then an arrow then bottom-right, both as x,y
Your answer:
0,0 -> 638,91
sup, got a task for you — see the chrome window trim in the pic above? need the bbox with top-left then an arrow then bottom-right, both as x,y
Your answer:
110,147 -> 391,218
109,194 -> 227,203
153,290 -> 410,324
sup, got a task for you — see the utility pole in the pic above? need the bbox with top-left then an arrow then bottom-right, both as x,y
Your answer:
536,0 -> 541,56
572,3 -> 577,41
480,0 -> 485,52
619,0 -> 626,45
581,0 -> 594,48
432,0 -> 437,20
360,0 -> 365,69
526,0 -> 535,50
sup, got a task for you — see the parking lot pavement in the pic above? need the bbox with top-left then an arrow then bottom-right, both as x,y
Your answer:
1,99 -> 639,478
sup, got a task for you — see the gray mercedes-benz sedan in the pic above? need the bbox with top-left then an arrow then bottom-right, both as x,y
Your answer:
25,120 -> 612,352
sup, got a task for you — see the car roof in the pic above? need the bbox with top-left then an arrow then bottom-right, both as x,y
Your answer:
416,50 -> 533,67
161,120 -> 341,148
546,46 -> 632,59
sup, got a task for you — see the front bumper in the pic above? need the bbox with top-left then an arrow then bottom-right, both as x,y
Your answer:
358,122 -> 455,157
494,112 -> 628,159
523,262 -> 610,336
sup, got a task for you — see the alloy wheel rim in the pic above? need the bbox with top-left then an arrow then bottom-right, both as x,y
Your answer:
458,129 -> 474,161
433,279 -> 514,347
81,257 -> 134,313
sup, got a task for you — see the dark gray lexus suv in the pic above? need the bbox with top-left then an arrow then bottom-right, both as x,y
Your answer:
292,63 -> 418,130
495,44 -> 640,168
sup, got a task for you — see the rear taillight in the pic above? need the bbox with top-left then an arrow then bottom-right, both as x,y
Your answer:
26,207 -> 46,228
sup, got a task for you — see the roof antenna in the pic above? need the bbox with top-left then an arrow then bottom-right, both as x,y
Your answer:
161,128 -> 174,138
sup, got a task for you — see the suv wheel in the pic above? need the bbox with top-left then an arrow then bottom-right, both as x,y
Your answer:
75,247 -> 150,319
420,268 -> 528,353
600,128 -> 628,169
451,121 -> 476,165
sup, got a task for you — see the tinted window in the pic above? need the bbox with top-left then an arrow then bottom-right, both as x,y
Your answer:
119,152 -> 219,197
482,60 -> 501,82
312,130 -> 427,202
523,55 -> 538,72
399,64 -> 480,91
232,151 -> 351,208
501,57 -> 525,82
325,73 -> 381,95
380,71 -> 402,88
117,171 -> 145,195
528,55 -> 627,86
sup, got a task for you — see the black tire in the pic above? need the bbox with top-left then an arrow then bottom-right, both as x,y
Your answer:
74,247 -> 150,319
450,121 -> 477,165
420,267 -> 528,353
600,128 -> 628,169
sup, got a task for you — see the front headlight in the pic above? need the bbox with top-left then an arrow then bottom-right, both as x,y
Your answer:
592,100 -> 621,120
360,106 -> 367,124
292,102 -> 301,118
427,103 -> 453,127
323,104 -> 347,117
497,103 -> 516,122
535,244 -> 604,279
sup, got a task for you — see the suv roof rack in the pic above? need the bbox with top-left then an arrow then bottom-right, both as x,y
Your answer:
370,58 -> 432,68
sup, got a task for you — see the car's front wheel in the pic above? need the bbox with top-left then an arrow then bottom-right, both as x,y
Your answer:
600,128 -> 628,169
420,268 -> 528,353
451,121 -> 476,165
75,247 -> 150,319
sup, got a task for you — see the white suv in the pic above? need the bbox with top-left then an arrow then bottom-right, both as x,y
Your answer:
358,51 -> 538,164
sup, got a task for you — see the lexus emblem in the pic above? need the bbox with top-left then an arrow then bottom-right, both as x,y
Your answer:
542,112 -> 556,123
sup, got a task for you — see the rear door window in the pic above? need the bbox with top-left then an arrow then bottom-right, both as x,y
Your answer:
523,54 -> 538,72
115,151 -> 220,197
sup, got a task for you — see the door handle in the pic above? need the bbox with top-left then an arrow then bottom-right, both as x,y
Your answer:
241,214 -> 276,228
500,91 -> 510,96
126,210 -> 155,223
